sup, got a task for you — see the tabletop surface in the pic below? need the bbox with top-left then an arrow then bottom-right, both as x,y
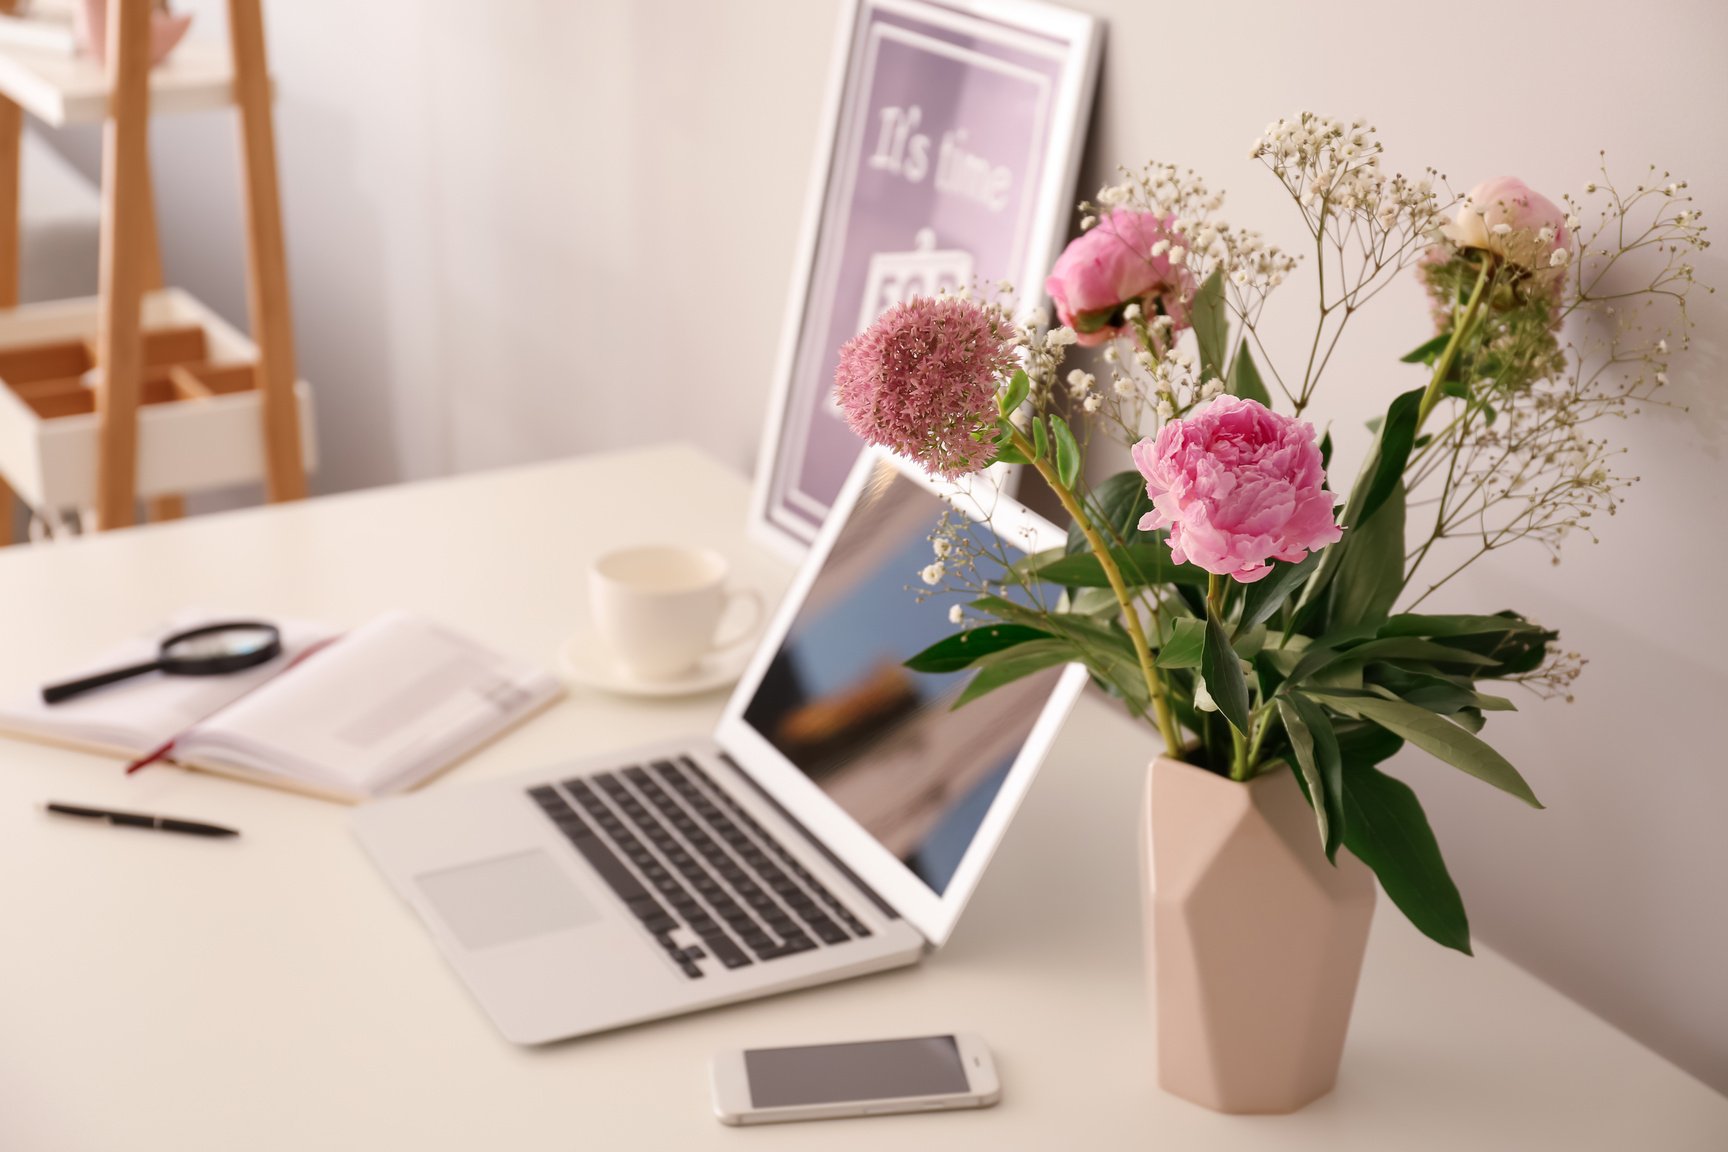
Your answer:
1,444 -> 1723,1150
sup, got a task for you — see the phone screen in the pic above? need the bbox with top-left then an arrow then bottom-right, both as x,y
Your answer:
744,1035 -> 970,1108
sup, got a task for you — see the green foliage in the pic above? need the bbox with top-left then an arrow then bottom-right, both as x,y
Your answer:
904,624 -> 1052,675
1227,338 -> 1272,406
1202,606 -> 1251,736
1155,617 -> 1206,668
1021,543 -> 1205,590
1191,267 -> 1230,382
1050,415 -> 1081,490
1339,760 -> 1472,954
998,369 -> 1029,417
1279,693 -> 1343,862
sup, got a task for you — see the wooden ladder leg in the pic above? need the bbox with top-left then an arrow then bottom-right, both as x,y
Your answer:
93,0 -> 153,532
229,0 -> 306,503
137,140 -> 185,524
0,87 -> 19,545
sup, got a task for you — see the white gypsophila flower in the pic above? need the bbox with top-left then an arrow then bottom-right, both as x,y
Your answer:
1657,339 -> 1669,354
1566,213 -> 1580,230
1156,398 -> 1175,422
1067,368 -> 1094,395
1123,301 -> 1142,321
1097,183 -> 1129,207
932,536 -> 952,558
920,562 -> 945,586
1550,247 -> 1570,267
1083,393 -> 1102,413
1113,377 -> 1135,397
1048,326 -> 1078,347
1169,246 -> 1187,266
1080,215 -> 1096,229
948,604 -> 964,625
1030,305 -> 1051,329
1200,378 -> 1225,400
1656,372 -> 1669,385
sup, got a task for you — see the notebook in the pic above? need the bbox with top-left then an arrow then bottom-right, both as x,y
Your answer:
0,611 -> 563,802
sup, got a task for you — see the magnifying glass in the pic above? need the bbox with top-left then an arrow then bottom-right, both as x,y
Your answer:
41,621 -> 284,705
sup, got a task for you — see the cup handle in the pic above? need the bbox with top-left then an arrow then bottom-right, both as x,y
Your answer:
711,588 -> 764,654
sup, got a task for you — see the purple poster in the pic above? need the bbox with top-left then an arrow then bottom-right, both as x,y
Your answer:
753,0 -> 1100,555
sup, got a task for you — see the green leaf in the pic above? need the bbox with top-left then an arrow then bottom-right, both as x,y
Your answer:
1333,720 -> 1404,767
1156,617 -> 1206,668
1031,414 -> 1049,461
1279,694 -> 1344,861
1292,387 -> 1423,628
1050,415 -> 1080,490
1349,388 -> 1424,532
998,369 -> 1029,417
1400,331 -> 1452,365
1226,337 -> 1271,405
1068,470 -> 1155,555
1321,636 -> 1499,672
1378,613 -> 1551,640
1328,480 -> 1406,627
1309,691 -> 1542,808
1202,605 -> 1251,736
1191,267 -> 1229,382
992,442 -> 1032,466
1022,544 -> 1206,590
1340,760 -> 1472,954
952,640 -> 1073,708
904,623 -> 1052,674
1238,550 -> 1321,632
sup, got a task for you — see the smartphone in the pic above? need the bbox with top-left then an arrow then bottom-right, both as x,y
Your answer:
710,1032 -> 1000,1126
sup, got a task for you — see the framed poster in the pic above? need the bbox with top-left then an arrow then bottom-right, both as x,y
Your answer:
750,0 -> 1102,560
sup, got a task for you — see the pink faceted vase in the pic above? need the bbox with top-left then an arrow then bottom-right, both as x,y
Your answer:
1140,756 -> 1376,1113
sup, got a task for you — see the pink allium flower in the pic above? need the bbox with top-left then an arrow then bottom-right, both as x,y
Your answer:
834,295 -> 1019,479
1440,177 -> 1573,272
1131,396 -> 1342,584
1044,209 -> 1197,347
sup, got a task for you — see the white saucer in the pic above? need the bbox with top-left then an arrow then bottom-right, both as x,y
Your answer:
557,631 -> 755,699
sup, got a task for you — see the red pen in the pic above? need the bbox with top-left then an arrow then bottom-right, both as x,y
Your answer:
124,635 -> 341,775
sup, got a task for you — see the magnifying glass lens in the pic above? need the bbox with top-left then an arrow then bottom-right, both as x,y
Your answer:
164,626 -> 278,663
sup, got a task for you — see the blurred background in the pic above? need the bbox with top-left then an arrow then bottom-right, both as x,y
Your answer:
22,0 -> 1728,1093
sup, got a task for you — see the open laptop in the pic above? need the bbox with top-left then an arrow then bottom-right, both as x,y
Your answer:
353,450 -> 1089,1044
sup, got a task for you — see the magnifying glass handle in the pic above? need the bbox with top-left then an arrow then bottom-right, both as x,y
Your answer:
41,660 -> 167,705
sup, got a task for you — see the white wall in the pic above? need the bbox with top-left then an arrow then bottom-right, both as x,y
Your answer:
46,0 -> 1728,1092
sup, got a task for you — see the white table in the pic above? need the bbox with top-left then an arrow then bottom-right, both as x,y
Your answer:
1,444 -> 1723,1150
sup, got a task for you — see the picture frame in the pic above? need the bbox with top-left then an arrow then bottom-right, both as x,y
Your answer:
749,0 -> 1103,561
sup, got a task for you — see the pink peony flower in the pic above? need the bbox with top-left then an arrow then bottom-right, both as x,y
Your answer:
1131,396 -> 1342,584
1044,209 -> 1197,347
834,295 -> 1019,479
1440,177 -> 1573,272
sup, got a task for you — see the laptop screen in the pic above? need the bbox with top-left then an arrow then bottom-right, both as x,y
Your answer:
739,463 -> 1067,897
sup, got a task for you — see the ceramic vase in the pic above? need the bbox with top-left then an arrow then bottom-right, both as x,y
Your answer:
1140,755 -> 1376,1114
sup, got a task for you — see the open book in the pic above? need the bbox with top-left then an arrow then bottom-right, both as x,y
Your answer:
0,612 -> 563,802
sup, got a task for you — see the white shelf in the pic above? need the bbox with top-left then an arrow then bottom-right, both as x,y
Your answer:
0,287 -> 314,510
0,38 -> 248,127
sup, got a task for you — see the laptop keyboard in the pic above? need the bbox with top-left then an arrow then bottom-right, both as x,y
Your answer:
527,756 -> 871,980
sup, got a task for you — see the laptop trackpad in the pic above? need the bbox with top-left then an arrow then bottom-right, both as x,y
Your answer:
416,850 -> 601,951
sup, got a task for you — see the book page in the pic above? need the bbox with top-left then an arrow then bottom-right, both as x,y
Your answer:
0,614 -> 339,756
182,612 -> 561,796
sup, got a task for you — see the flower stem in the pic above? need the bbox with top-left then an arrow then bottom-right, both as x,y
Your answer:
1011,427 -> 1181,759
1207,573 -> 1252,782
1416,254 -> 1495,430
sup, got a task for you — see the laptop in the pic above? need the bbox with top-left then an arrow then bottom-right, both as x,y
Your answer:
353,450 -> 1089,1044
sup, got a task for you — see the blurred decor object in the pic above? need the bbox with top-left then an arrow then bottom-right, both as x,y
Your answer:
74,0 -> 190,67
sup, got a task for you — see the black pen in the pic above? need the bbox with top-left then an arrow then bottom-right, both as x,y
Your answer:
45,802 -> 239,839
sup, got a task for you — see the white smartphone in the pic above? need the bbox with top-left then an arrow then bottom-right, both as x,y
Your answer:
710,1032 -> 1000,1126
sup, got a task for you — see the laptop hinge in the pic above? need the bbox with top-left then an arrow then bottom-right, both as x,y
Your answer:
715,751 -> 903,924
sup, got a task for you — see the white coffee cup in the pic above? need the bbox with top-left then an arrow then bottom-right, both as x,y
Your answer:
588,545 -> 763,681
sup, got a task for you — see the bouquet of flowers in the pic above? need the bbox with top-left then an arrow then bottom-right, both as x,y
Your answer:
835,113 -> 1708,953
